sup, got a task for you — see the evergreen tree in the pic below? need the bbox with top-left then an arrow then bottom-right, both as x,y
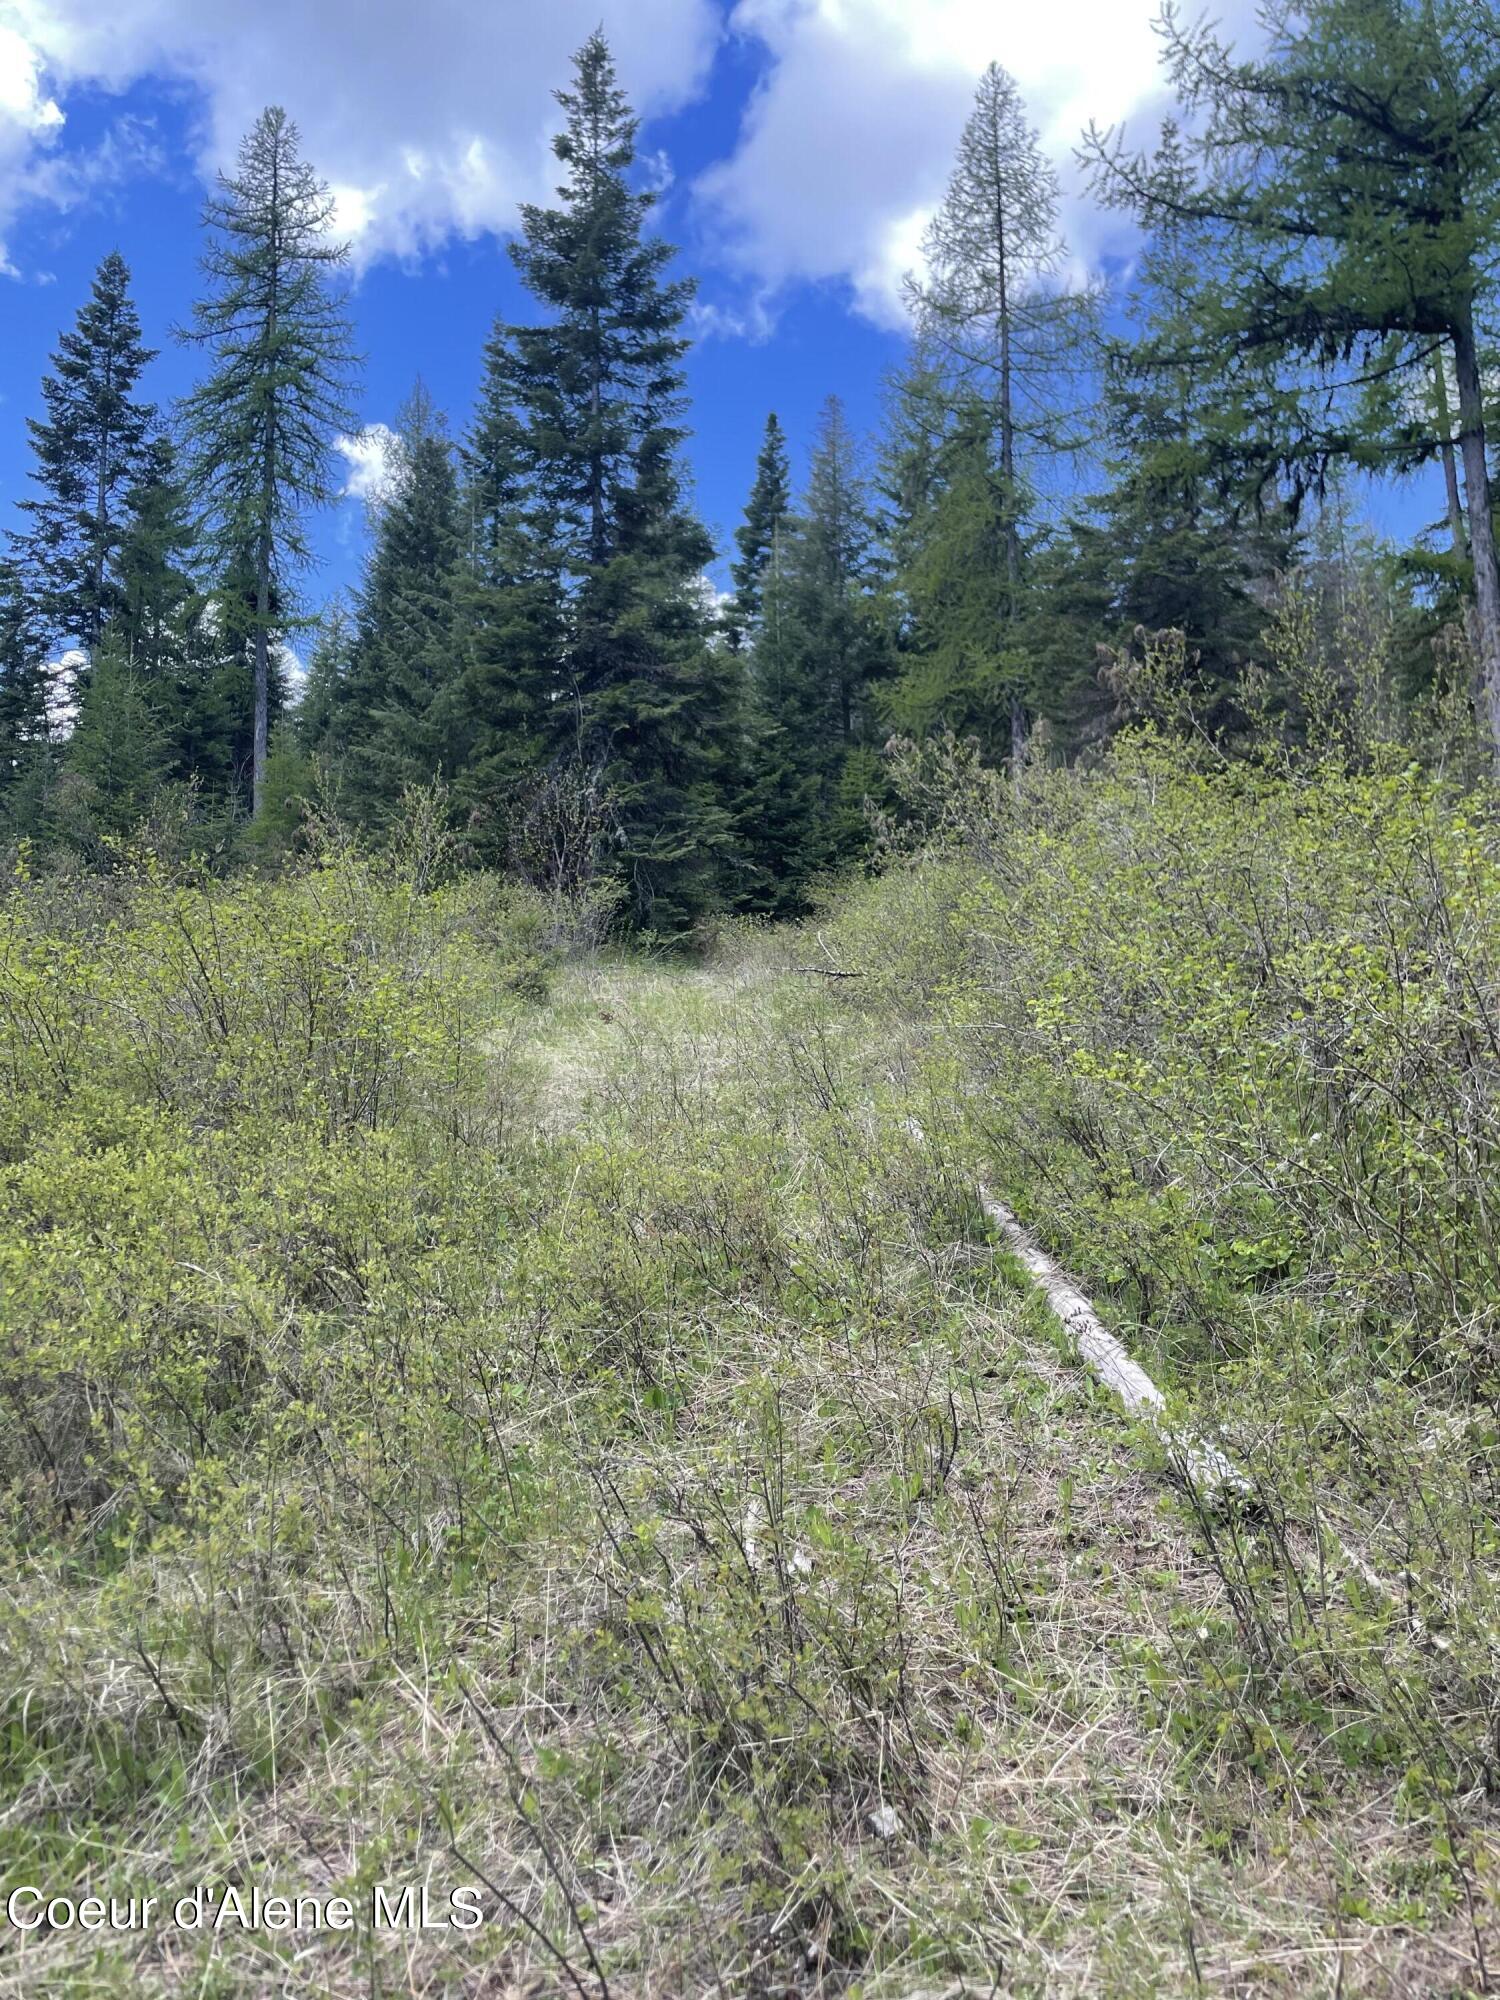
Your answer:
0,560 -> 54,834
729,412 -> 791,645
112,431 -> 237,794
1085,124 -> 1288,741
1084,0 -> 1500,766
501,32 -> 739,929
739,397 -> 889,908
737,548 -> 824,914
114,435 -> 212,685
61,642 -> 171,844
338,384 -> 464,818
15,250 -> 156,666
296,596 -> 355,763
244,720 -> 315,865
793,397 -> 887,755
181,106 -> 359,818
442,321 -> 564,864
882,374 -> 1023,752
906,63 -> 1098,768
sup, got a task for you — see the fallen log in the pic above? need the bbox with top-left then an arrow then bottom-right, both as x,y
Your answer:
976,1186 -> 1247,1504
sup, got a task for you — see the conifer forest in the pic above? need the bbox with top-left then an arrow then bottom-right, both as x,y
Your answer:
3,6 -> 1500,1995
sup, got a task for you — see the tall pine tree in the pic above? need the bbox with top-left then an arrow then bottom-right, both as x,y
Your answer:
883,376 -> 1023,752
0,559 -> 53,835
442,320 -> 565,865
739,397 -> 889,908
1087,123 -> 1288,740
338,383 -> 464,819
181,107 -> 359,818
16,251 -> 155,667
729,412 -> 791,647
906,64 -> 1097,769
500,32 -> 739,929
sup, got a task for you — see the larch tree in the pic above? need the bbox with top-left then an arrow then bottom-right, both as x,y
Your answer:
1091,122 -> 1289,736
16,251 -> 155,667
181,107 -> 359,818
906,62 -> 1097,771
1084,0 -> 1500,768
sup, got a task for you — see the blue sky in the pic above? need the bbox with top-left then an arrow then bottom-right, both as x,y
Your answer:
0,0 -> 1437,623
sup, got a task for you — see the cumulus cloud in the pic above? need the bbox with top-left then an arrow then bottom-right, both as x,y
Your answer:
2,0 -> 719,273
335,424 -> 399,507
698,0 -> 1261,327
1,0 -> 1269,333
0,17 -> 65,273
42,644 -> 84,737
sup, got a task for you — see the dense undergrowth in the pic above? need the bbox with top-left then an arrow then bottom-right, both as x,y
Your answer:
835,737 -> 1500,1844
1,748 -> 1497,1996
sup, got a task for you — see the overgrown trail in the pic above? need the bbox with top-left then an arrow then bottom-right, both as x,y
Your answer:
460,949 -> 1488,1997
5,935 -> 1494,1998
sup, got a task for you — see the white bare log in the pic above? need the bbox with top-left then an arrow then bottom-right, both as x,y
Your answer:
977,1186 -> 1246,1503
899,1104 -> 1245,1500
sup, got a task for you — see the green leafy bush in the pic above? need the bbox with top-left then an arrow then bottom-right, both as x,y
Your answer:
832,733 -> 1500,1796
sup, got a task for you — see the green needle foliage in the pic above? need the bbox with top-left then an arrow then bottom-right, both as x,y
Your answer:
738,396 -> 891,910
338,383 -> 464,819
442,320 -> 565,869
1084,0 -> 1500,765
729,410 -> 791,647
15,250 -> 156,664
0,557 -> 53,834
497,32 -> 741,931
4,23 -> 1500,878
906,62 -> 1098,768
180,106 -> 360,820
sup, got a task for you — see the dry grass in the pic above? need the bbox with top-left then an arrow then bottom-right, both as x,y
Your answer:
2,932 -> 1496,1996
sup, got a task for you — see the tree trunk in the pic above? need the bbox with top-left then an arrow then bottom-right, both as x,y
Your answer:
976,1179 -> 1243,1501
89,300 -> 115,659
1450,310 -> 1500,771
1433,351 -> 1483,681
994,195 -> 1027,791
253,143 -> 281,821
91,422 -> 110,658
252,543 -> 271,821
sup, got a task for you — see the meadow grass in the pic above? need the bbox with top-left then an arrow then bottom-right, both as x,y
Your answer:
1,768 -> 1497,1995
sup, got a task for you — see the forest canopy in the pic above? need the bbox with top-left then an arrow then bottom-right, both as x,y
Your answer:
3,5 -> 1500,923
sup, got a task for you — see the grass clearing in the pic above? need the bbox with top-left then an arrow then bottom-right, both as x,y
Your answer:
1,803 -> 1497,1994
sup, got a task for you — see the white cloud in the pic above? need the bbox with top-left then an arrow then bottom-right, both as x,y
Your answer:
43,644 -> 84,737
0,0 -> 1269,332
693,570 -> 733,617
0,16 -> 65,273
698,0 -> 1261,326
1,0 -> 720,273
335,424 -> 399,507
688,294 -> 776,344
